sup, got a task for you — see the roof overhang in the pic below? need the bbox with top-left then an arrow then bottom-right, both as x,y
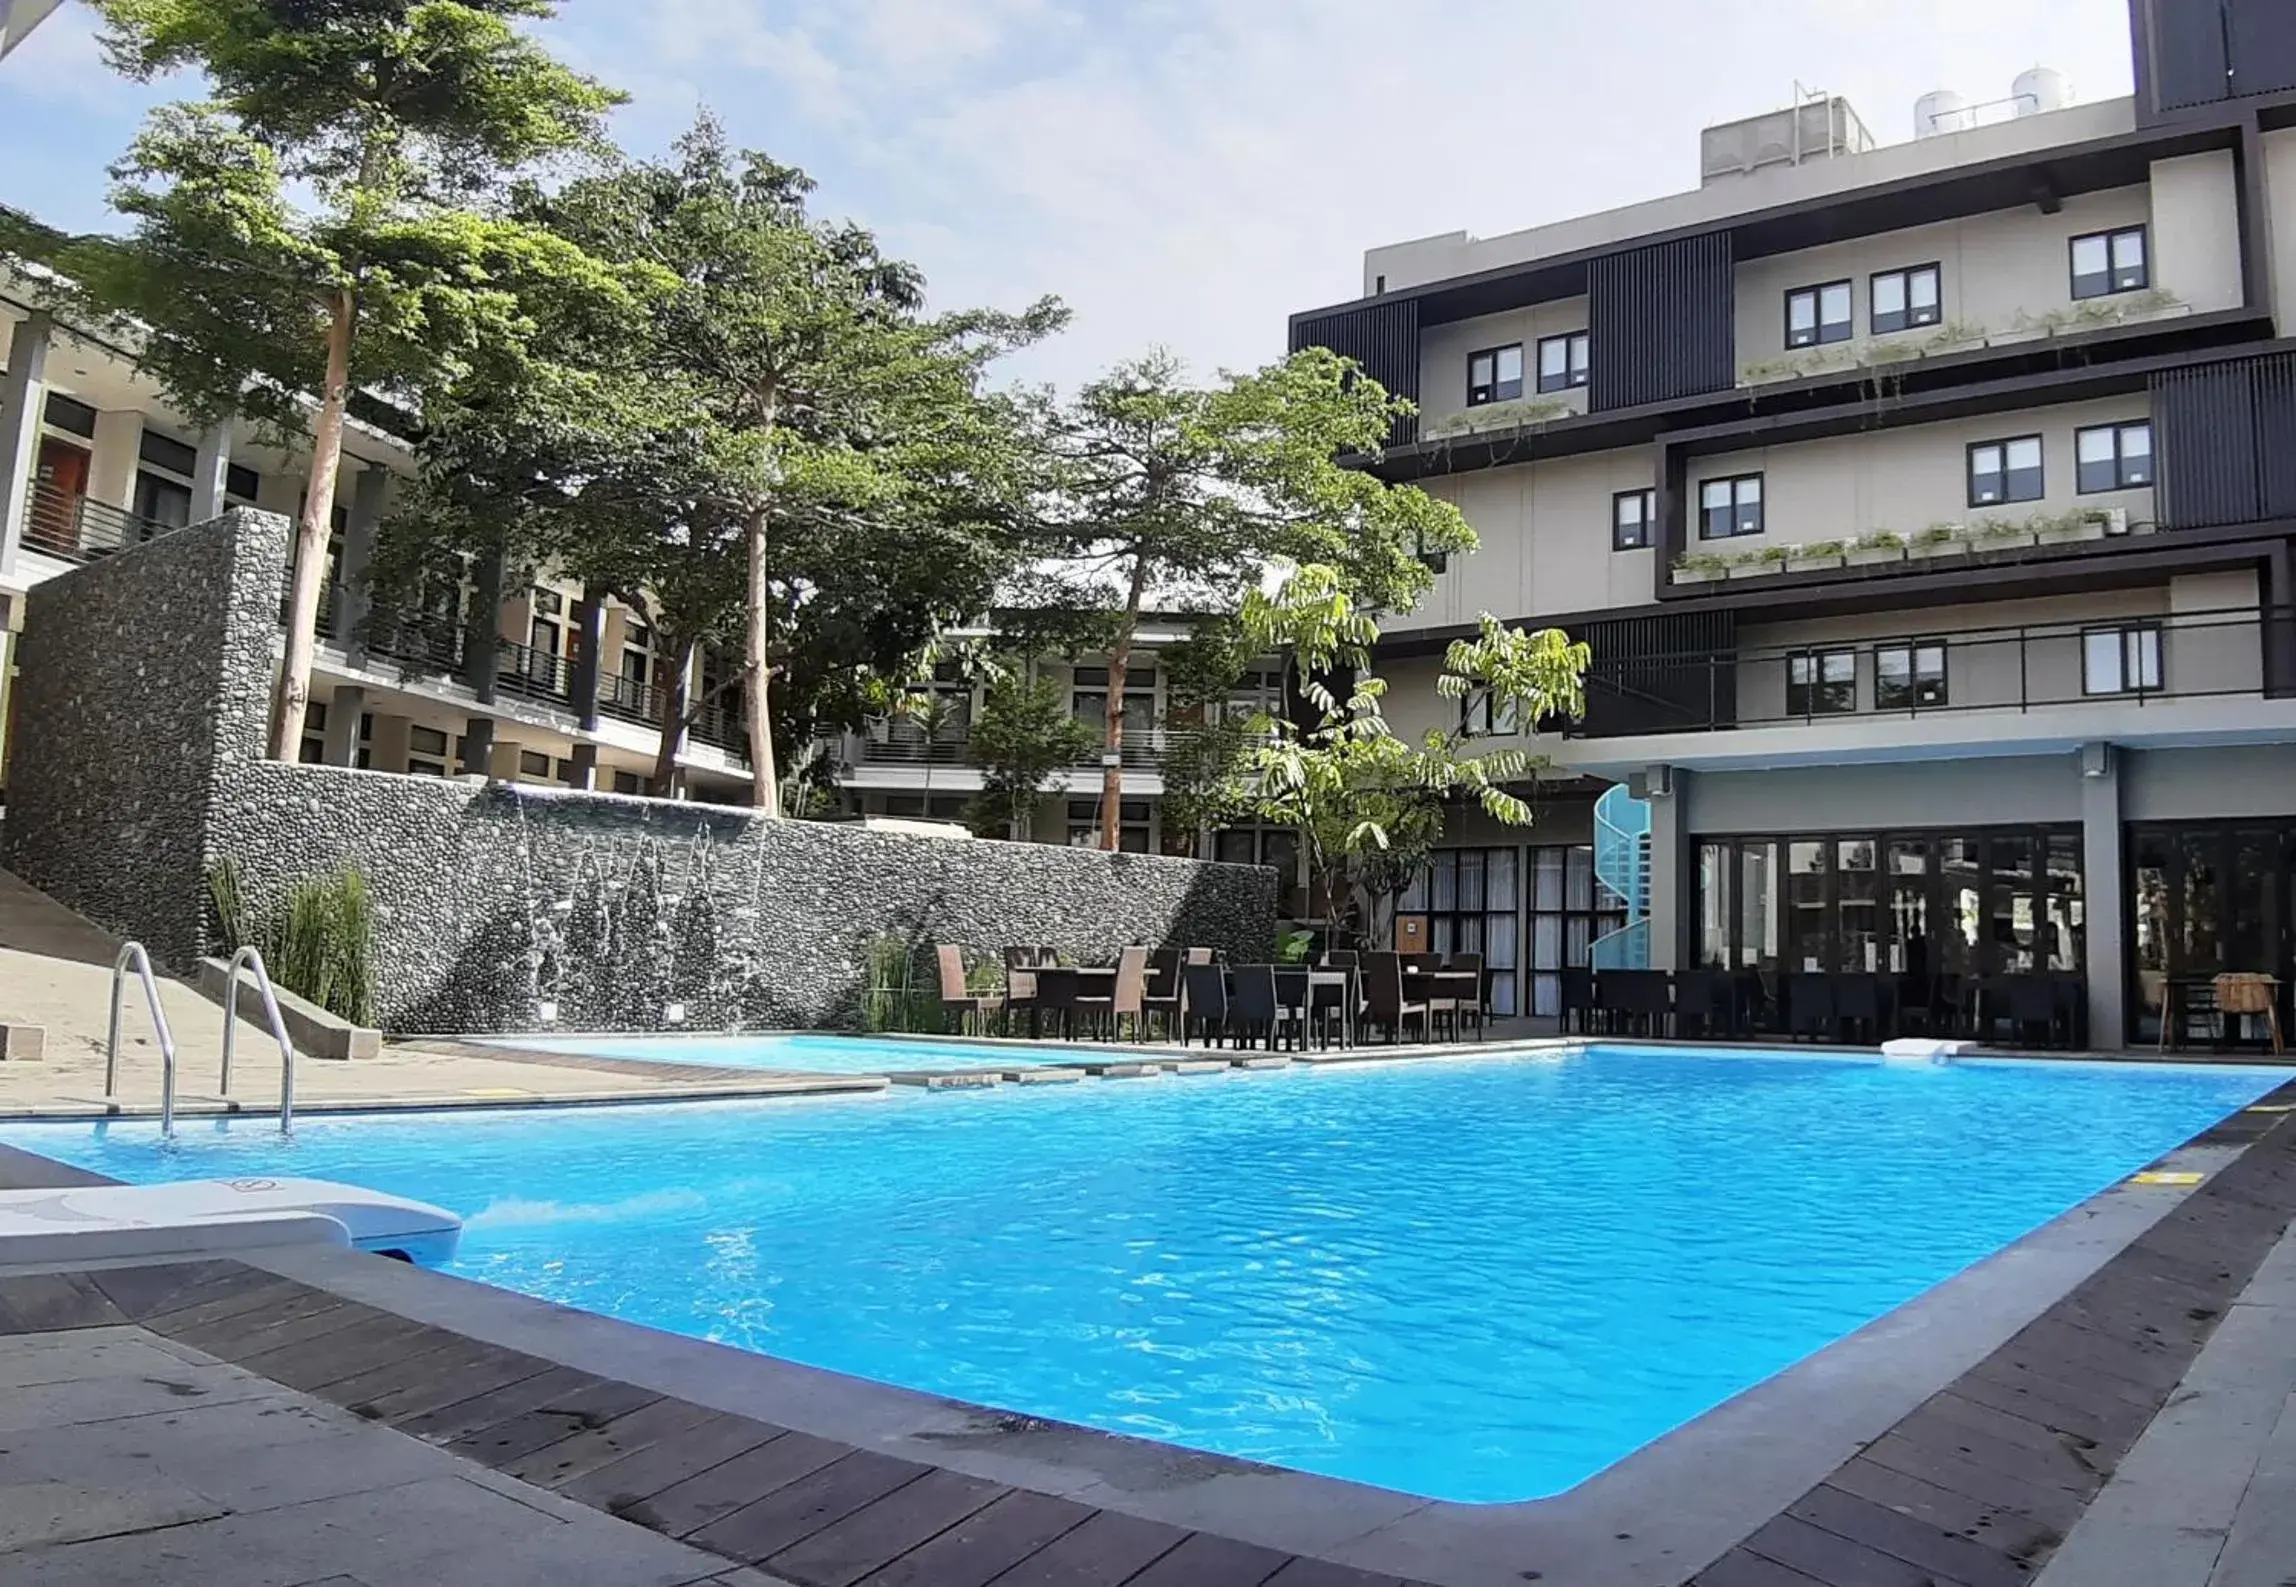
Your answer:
1,0 -> 65,60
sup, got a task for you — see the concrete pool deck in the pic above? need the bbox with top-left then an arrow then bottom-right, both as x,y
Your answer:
1,1080 -> 2294,1585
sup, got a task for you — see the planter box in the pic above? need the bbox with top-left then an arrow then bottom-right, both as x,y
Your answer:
1907,539 -> 1968,560
1786,555 -> 1844,574
2036,518 -> 2109,547
1846,546 -> 1905,568
1672,565 -> 1724,585
1727,559 -> 1785,579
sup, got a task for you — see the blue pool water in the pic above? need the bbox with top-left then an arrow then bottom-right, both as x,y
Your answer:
3,1047 -> 2284,1503
478,1032 -> 1027,1073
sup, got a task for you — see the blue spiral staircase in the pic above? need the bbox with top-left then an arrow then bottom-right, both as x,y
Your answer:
1589,784 -> 1651,971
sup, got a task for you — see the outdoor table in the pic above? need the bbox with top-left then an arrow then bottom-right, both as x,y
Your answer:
1404,970 -> 1483,1039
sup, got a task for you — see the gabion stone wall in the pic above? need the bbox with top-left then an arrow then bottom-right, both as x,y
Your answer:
3,510 -> 286,965
3,509 -> 1277,1032
209,760 -> 1276,1033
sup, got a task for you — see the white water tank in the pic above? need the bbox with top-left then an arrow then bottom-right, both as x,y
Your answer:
1914,89 -> 1967,139
2013,66 -> 2071,116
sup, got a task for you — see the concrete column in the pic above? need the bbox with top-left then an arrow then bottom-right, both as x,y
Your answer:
461,547 -> 504,705
566,742 -> 600,790
190,417 -> 232,523
367,712 -> 412,774
2081,741 -> 2127,1050
0,311 -> 53,580
86,409 -> 141,516
1644,766 -> 1691,972
569,597 -> 604,732
458,714 -> 495,777
337,464 -> 385,658
321,685 -> 366,767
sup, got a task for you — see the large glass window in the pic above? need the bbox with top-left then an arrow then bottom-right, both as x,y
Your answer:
1785,280 -> 1853,347
1699,474 -> 1764,539
2128,821 -> 2296,1046
1537,332 -> 1590,393
1870,264 -> 1941,335
2076,421 -> 2153,494
1787,648 -> 1856,716
1612,488 -> 1654,552
1507,844 -> 1622,1018
1786,841 -> 1829,972
1968,436 -> 2044,506
1404,847 -> 1526,1015
2070,226 -> 2148,300
1468,344 -> 1525,406
1875,642 -> 1947,710
1699,844 -> 1733,969
1837,839 -> 1879,972
2083,625 -> 2162,695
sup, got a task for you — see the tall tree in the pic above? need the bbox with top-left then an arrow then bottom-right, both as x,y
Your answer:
85,0 -> 627,759
530,119 -> 1064,812
965,675 -> 1097,839
1028,349 -> 1475,851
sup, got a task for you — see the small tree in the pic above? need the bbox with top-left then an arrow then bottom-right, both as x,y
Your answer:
1028,348 -> 1475,851
86,0 -> 629,760
965,676 -> 1097,839
1154,615 -> 1260,851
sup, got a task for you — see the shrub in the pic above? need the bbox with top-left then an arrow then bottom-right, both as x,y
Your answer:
207,861 -> 377,1025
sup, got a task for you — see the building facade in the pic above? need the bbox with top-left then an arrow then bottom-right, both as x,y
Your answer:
1293,0 -> 2296,1046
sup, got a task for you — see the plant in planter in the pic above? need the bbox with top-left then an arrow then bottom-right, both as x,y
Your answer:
1422,395 -> 1574,439
1971,514 -> 2034,552
1922,319 -> 1986,353
1672,551 -> 1730,584
1909,522 -> 1968,558
1787,539 -> 1846,572
2031,508 -> 2101,545
1847,530 -> 1906,566
1722,546 -> 1774,578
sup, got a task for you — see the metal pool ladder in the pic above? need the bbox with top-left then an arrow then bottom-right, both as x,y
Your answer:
105,941 -> 180,1139
218,946 -> 298,1135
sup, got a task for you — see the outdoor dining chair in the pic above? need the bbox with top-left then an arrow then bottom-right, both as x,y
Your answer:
937,945 -> 1001,1037
1142,948 -> 1184,1040
1182,964 -> 1231,1047
1361,951 -> 1429,1044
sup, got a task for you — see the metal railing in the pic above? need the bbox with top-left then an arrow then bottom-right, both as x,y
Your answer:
105,942 -> 179,1139
1568,605 -> 2295,739
496,640 -> 573,703
217,946 -> 298,1134
599,671 -> 664,726
361,608 -> 468,676
21,480 -> 175,564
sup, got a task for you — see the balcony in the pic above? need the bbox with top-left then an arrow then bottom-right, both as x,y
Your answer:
496,640 -> 573,704
1570,605 -> 2290,741
21,480 -> 177,564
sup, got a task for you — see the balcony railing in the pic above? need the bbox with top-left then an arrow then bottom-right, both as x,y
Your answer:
858,724 -> 972,765
496,640 -> 573,703
1567,605 -> 2294,739
21,480 -> 176,564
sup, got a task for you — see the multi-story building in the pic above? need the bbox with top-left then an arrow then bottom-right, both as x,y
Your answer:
1291,0 -> 2296,1045
0,260 -> 754,801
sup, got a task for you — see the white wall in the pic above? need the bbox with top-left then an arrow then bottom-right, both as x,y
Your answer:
1400,449 -> 1657,631
2148,151 -> 2244,315
1415,295 -> 1589,433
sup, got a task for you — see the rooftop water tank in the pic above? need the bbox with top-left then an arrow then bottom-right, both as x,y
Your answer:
2013,66 -> 2071,116
1914,89 -> 1967,139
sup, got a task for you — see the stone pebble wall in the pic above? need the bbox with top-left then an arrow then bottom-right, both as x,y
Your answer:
3,511 -> 287,966
212,761 -> 1277,1033
2,508 -> 1276,1033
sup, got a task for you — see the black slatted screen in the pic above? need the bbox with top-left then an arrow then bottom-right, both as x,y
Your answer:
1587,234 -> 1735,413
2149,350 -> 2296,528
2227,0 -> 2296,94
2138,0 -> 2296,113
1574,610 -> 1739,738
1289,298 -> 1420,447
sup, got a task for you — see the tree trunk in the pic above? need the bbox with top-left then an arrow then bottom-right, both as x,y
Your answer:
744,504 -> 778,813
650,635 -> 694,798
269,287 -> 355,761
1097,558 -> 1150,850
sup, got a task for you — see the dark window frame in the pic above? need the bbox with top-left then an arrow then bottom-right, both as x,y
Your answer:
1869,263 -> 1942,335
1698,473 -> 1765,540
1874,640 -> 1949,710
1967,434 -> 2046,507
1466,342 -> 1525,407
2075,420 -> 2154,494
1535,331 -> 1590,393
2083,623 -> 2163,697
1786,647 -> 1858,716
1612,487 -> 1655,551
2069,225 -> 2149,300
1784,279 -> 1854,348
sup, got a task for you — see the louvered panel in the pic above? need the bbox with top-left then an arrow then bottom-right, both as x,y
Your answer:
1289,299 -> 1420,446
1587,234 -> 1735,413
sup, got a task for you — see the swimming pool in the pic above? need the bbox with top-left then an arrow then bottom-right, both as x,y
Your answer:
477,1032 -> 1030,1073
3,1047 -> 2284,1503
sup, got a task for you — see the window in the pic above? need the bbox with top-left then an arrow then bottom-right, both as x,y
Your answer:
1967,436 -> 2044,506
1870,264 -> 1941,334
1374,274 -> 1386,294
1416,533 -> 1449,575
1536,332 -> 1589,393
2084,624 -> 2162,695
1785,280 -> 1853,347
1401,848 -> 1526,1015
1212,826 -> 1301,914
1461,691 -> 1523,737
226,462 -> 261,502
1787,648 -> 1857,715
1612,488 -> 1655,551
612,770 -> 646,795
2076,421 -> 2153,493
42,392 -> 96,439
407,759 -> 448,777
1699,474 -> 1764,539
1875,642 -> 1948,709
518,750 -> 552,778
1067,798 -> 1150,852
1467,344 -> 1524,406
133,472 -> 192,535
2070,226 -> 2148,299
408,725 -> 449,757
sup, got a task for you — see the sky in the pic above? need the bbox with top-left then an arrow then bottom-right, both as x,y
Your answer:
0,0 -> 2138,393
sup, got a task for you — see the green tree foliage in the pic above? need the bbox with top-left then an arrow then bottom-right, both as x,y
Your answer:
1022,348 -> 1475,851
83,0 -> 631,760
1153,615 -> 1260,842
1243,567 -> 1589,944
964,676 -> 1097,839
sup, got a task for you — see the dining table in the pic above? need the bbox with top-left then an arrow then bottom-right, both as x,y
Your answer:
1403,969 -> 1483,1037
1019,961 -> 1361,1048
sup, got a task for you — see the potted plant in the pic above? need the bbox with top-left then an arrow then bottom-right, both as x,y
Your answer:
1847,530 -> 1905,567
2031,509 -> 2095,546
1787,539 -> 1846,573
1909,522 -> 1967,560
1727,545 -> 1788,578
1672,551 -> 1729,585
1972,514 -> 2034,553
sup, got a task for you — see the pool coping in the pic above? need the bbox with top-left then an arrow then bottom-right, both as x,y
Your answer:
2,1076 -> 2294,1586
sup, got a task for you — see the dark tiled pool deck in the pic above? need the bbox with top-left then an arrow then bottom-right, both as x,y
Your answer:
2,1079 -> 2294,1585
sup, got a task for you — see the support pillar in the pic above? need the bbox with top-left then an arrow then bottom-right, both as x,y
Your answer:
337,464 -> 385,658
1642,766 -> 1691,972
569,596 -> 604,732
86,409 -> 141,520
566,742 -> 600,790
2080,741 -> 2127,1050
461,547 -> 504,705
321,685 -> 366,768
0,311 -> 53,580
190,417 -> 233,524
458,715 -> 495,777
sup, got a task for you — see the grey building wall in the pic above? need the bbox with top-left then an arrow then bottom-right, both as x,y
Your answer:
2,511 -> 1276,1033
1685,754 -> 2084,834
1,509 -> 285,964
2122,745 -> 2296,821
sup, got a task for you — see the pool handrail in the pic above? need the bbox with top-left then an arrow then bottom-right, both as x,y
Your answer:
218,945 -> 298,1134
104,940 -> 179,1139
